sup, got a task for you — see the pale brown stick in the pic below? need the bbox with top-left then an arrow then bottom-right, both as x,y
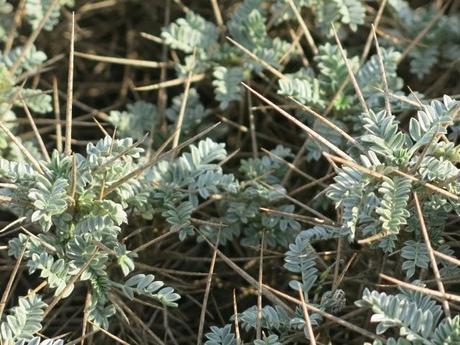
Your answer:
105,123 -> 219,197
135,74 -> 205,91
298,287 -> 317,345
92,117 -> 110,137
74,51 -> 171,68
65,330 -> 99,345
256,232 -> 265,340
21,98 -> 50,161
434,250 -> 460,266
88,321 -> 131,345
233,290 -> 241,345
0,217 -> 26,234
53,76 -> 63,152
380,273 -> 460,303
80,291 -> 92,345
248,85 -> 258,159
64,13 -> 76,156
332,25 -> 369,117
286,0 -> 318,55
196,229 -> 220,345
372,24 -> 392,116
360,0 -> 388,63
414,192 -> 450,317
289,97 -> 362,148
210,0 -> 224,32
20,226 -> 56,252
0,121 -> 44,173
0,243 -> 27,319
261,148 -> 317,182
172,56 -> 194,149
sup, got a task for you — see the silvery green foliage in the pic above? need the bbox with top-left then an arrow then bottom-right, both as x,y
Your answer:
315,0 -> 365,34
205,296 -> 325,343
213,66 -> 245,110
159,0 -> 402,116
162,11 -> 218,54
0,0 -> 13,41
284,231 -> 318,293
332,0 -> 366,32
278,68 -> 325,108
401,241 -> 459,279
108,101 -> 158,140
286,225 -> 346,311
304,120 -> 346,161
401,240 -> 429,279
161,0 -> 291,109
17,89 -> 53,114
206,222 -> 345,344
203,225 -> 347,344
0,44 -> 47,75
0,43 -> 52,160
431,315 -> 460,345
25,0 -> 74,31
278,44 -> 405,161
204,325 -> 236,345
357,48 -> 403,108
118,273 -> 180,307
142,138 -> 239,240
320,289 -> 346,314
366,339 -> 413,345
15,337 -> 63,345
0,294 -> 47,345
239,305 -> 293,333
0,0 -> 68,161
236,303 -> 321,339
253,334 -> 281,345
277,43 -> 402,111
270,0 -> 313,24
0,44 -> 52,115
357,288 -> 460,344
387,0 -> 460,79
270,0 -> 365,34
166,88 -> 210,134
328,95 -> 459,252
109,89 -> 210,141
1,136 -> 183,338
217,145 -> 301,247
227,0 -> 290,71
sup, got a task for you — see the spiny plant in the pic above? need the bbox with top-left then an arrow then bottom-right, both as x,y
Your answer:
358,288 -> 460,345
277,42 -> 412,161
203,224 -> 346,344
159,0 -> 373,111
327,95 -> 460,254
157,0 -> 448,166
0,0 -> 74,161
0,0 -> 460,344
200,94 -> 460,345
386,0 -> 460,79
108,89 -> 211,143
160,0 -> 292,109
0,136 -> 185,343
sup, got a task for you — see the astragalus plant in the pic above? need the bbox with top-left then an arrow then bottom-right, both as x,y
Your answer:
0,0 -> 460,344
0,136 -> 181,344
